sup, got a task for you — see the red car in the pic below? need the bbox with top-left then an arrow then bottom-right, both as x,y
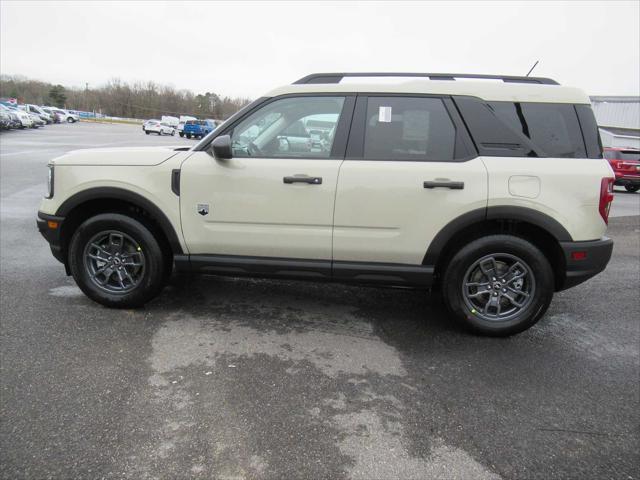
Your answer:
604,147 -> 640,193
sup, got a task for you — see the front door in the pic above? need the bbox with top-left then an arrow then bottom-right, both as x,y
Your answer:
180,95 -> 352,261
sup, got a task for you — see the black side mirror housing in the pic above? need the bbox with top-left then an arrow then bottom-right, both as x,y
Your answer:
211,135 -> 233,160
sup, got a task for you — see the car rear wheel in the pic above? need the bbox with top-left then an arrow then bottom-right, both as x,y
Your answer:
442,235 -> 554,336
179,132 -> 184,137
145,131 -> 150,135
186,133 -> 192,139
625,185 -> 639,193
69,214 -> 167,308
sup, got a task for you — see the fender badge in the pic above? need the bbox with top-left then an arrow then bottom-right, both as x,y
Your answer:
197,204 -> 209,216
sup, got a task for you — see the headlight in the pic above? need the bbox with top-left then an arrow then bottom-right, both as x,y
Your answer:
46,164 -> 54,199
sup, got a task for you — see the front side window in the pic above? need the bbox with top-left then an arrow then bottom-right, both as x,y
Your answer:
229,96 -> 345,158
363,97 -> 458,161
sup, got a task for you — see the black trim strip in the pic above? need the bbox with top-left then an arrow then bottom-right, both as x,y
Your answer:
332,261 -> 433,286
171,169 -> 180,196
56,187 -> 184,254
181,254 -> 332,280
421,206 -> 573,266
174,254 -> 434,287
293,72 -> 559,85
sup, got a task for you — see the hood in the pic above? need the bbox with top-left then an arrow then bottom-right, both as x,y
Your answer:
51,145 -> 190,166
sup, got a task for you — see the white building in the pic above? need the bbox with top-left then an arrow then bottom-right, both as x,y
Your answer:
590,96 -> 639,149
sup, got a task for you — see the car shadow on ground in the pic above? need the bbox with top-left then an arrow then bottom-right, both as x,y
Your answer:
157,272 -> 457,329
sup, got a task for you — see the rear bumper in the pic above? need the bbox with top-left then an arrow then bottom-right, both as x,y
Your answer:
37,211 -> 66,265
558,237 -> 613,291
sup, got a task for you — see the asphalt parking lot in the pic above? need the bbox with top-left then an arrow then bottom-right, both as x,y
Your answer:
1,123 -> 639,479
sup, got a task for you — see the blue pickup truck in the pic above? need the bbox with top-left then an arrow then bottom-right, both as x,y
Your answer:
183,119 -> 217,139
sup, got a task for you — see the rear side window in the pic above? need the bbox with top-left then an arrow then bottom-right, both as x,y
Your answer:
488,102 -> 586,158
363,97 -> 458,161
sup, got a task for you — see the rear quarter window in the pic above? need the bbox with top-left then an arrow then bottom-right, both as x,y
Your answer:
488,102 -> 586,158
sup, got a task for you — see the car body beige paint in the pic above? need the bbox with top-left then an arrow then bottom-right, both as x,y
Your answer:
482,157 -> 612,241
333,158 -> 488,264
179,151 -> 341,259
39,79 -> 609,267
39,149 -> 190,252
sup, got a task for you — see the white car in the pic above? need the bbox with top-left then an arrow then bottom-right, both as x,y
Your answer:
27,111 -> 45,128
23,104 -> 53,124
144,120 -> 175,136
37,72 -> 614,336
45,107 -> 79,123
1,104 -> 32,128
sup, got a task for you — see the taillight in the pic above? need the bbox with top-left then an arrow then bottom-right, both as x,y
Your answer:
599,177 -> 615,225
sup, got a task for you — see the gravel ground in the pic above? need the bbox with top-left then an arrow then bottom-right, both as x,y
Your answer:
1,123 -> 639,479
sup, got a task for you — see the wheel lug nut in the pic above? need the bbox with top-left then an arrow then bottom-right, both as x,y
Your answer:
502,289 -> 507,293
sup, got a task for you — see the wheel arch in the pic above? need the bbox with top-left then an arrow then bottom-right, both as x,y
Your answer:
56,187 -> 184,263
425,206 -> 571,290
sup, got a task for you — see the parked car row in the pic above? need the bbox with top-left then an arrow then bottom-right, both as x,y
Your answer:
0,102 -> 79,131
142,114 -> 218,139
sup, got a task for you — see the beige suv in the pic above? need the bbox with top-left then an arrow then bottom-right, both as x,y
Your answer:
37,73 -> 615,336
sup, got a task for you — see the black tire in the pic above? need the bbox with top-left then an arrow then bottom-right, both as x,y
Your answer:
441,235 -> 554,336
158,130 -> 162,136
625,185 -> 639,193
179,132 -> 184,138
186,133 -> 192,139
171,130 -> 175,136
145,131 -> 150,135
68,213 -> 167,308
67,117 -> 74,123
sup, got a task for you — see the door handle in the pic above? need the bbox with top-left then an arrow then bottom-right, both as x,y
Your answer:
283,176 -> 323,185
423,181 -> 464,190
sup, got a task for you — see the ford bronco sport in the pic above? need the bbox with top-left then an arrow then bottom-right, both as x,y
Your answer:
37,72 -> 614,336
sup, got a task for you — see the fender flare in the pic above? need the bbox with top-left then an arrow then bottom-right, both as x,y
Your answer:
56,187 -> 184,254
422,206 -> 572,266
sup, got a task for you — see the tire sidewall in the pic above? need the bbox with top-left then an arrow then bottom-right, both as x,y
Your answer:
443,235 -> 554,336
69,213 -> 165,308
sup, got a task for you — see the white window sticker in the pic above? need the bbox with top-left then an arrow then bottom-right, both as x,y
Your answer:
378,106 -> 392,123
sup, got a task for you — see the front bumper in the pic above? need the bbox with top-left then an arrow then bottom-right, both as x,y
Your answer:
558,237 -> 613,291
37,211 -> 66,265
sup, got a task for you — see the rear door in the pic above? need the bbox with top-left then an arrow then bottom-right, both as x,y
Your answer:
332,95 -> 487,276
180,95 -> 354,261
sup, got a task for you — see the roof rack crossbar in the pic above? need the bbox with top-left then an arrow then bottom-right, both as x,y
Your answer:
293,72 -> 559,85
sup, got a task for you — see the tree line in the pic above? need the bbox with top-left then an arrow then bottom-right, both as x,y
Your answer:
0,75 -> 252,120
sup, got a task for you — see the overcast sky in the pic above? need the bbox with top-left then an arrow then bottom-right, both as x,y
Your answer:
1,1 -> 638,98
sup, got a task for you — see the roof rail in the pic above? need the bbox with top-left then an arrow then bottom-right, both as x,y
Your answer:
293,72 -> 560,86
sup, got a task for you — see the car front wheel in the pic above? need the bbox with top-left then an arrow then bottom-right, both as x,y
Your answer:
442,235 -> 554,336
625,185 -> 639,193
68,214 -> 167,308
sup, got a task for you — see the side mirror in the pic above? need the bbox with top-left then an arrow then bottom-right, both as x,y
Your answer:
211,135 -> 233,160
